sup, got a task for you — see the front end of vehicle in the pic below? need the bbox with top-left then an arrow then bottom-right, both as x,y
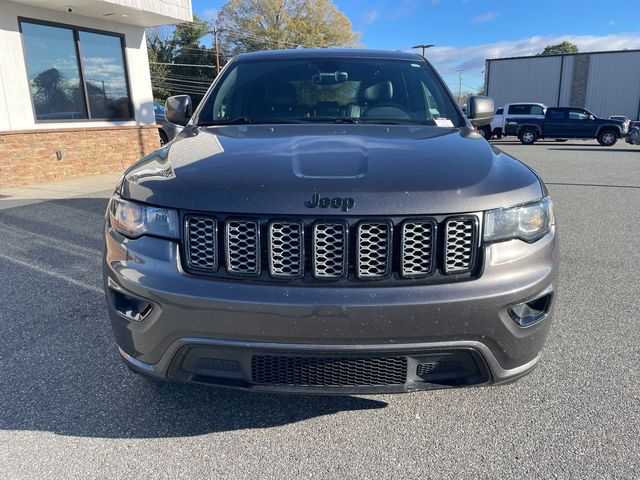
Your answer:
103,161 -> 557,394
103,50 -> 559,394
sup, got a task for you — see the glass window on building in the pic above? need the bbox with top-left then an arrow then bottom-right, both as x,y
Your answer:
20,20 -> 133,122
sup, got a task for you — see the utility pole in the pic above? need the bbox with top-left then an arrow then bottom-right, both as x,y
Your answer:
204,29 -> 223,76
412,44 -> 435,57
213,29 -> 220,76
457,69 -> 464,105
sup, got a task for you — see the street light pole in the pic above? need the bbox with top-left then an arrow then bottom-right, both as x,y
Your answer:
412,44 -> 435,57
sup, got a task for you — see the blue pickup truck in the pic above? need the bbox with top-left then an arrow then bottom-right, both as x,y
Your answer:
505,107 -> 627,146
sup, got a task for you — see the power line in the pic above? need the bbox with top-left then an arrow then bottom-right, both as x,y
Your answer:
152,75 -> 213,87
150,61 -> 216,69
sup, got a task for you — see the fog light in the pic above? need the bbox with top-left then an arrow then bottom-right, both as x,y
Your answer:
508,293 -> 553,327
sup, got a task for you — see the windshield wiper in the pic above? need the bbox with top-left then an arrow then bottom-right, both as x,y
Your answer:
199,117 -> 253,126
334,117 -> 360,124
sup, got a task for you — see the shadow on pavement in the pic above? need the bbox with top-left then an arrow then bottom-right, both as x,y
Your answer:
0,196 -> 387,439
545,147 -> 634,153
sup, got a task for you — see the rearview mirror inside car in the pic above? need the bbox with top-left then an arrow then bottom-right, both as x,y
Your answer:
467,96 -> 495,126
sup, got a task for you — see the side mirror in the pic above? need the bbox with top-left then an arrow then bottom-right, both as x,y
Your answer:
165,95 -> 193,126
467,96 -> 494,126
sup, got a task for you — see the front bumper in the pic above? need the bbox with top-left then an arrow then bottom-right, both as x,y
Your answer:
104,224 -> 558,394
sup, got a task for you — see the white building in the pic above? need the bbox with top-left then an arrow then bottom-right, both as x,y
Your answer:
0,0 -> 192,186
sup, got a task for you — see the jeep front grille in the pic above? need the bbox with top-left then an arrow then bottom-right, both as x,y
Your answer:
400,220 -> 435,278
185,216 -> 218,271
312,222 -> 347,279
225,219 -> 260,275
184,214 -> 480,282
356,222 -> 391,278
444,217 -> 477,274
269,221 -> 303,278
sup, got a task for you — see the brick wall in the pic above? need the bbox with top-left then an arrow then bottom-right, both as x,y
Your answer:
0,125 -> 160,187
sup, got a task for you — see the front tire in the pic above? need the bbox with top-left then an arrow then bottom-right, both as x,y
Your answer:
597,129 -> 618,146
159,129 -> 169,147
478,125 -> 492,140
519,128 -> 538,145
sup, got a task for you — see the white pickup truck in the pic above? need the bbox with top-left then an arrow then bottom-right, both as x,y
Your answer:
479,103 -> 546,139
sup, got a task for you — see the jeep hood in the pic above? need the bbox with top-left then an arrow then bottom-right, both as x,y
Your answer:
120,124 -> 543,215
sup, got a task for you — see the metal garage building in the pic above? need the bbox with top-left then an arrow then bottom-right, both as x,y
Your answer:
484,49 -> 640,120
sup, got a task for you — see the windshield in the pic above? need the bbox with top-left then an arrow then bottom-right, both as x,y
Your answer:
196,57 -> 463,127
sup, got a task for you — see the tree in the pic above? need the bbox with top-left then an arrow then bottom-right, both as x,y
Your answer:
216,0 -> 359,55
146,15 -> 216,105
538,41 -> 579,56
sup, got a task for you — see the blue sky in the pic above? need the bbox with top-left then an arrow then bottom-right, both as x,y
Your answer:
192,0 -> 640,92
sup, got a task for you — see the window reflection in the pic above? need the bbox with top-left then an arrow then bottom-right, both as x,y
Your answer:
79,31 -> 132,119
22,22 -> 87,120
21,20 -> 133,122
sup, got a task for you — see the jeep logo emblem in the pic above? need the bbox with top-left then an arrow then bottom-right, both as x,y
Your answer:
305,193 -> 355,212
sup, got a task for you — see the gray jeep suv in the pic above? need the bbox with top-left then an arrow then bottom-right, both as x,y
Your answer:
104,49 -> 558,394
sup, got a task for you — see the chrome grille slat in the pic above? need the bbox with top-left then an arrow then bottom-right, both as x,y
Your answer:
401,220 -> 434,277
312,222 -> 347,279
269,221 -> 303,278
356,222 -> 391,278
186,216 -> 218,271
444,218 -> 476,274
225,220 -> 260,275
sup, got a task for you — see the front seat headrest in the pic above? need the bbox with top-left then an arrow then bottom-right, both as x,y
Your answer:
266,82 -> 297,106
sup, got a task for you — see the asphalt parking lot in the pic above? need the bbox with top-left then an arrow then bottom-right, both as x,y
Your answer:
1,139 -> 639,479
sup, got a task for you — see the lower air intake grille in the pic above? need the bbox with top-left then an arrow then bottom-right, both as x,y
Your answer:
444,217 -> 477,274
251,355 -> 408,386
416,360 -> 462,377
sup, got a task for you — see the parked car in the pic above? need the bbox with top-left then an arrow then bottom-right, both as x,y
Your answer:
506,107 -> 627,146
154,101 -> 183,146
499,103 -> 546,137
609,115 -> 630,133
104,49 -> 557,394
477,107 -> 503,139
626,126 -> 640,145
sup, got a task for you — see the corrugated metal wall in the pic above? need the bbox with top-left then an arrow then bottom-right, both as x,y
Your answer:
585,51 -> 640,119
486,56 -> 562,107
486,51 -> 640,119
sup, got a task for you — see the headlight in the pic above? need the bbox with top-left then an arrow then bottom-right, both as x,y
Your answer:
109,196 -> 179,239
484,197 -> 553,243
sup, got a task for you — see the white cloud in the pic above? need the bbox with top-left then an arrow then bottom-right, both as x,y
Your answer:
388,0 -> 423,20
423,33 -> 640,76
469,11 -> 498,24
201,7 -> 218,20
362,10 -> 380,25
